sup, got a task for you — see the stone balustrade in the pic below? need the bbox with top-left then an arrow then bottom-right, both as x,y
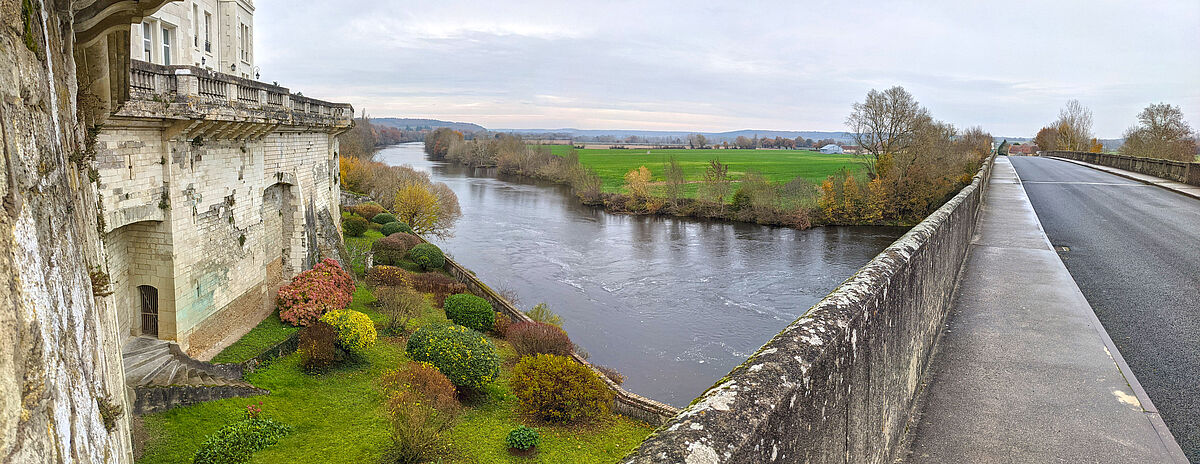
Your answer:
124,59 -> 353,129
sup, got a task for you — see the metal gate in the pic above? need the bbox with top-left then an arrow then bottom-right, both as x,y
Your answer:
139,285 -> 159,337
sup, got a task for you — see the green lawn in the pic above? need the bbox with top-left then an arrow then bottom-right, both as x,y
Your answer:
211,314 -> 298,364
140,282 -> 652,463
544,146 -> 863,197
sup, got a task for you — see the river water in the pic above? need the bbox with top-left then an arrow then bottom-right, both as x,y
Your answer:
376,142 -> 904,406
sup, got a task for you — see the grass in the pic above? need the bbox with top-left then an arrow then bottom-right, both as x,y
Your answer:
139,284 -> 653,463
210,314 -> 299,364
542,145 -> 864,197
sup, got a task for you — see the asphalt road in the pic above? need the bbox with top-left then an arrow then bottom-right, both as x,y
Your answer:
1010,156 -> 1200,462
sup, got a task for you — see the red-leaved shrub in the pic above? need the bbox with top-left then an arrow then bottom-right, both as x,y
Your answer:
299,321 -> 340,372
408,273 -> 467,306
507,322 -> 573,357
278,259 -> 354,326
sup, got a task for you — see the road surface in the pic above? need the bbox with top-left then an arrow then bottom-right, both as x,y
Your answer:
1010,156 -> 1200,461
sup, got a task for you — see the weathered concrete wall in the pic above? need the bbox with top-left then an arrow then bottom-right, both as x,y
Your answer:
0,0 -> 133,462
1048,150 -> 1199,186
624,155 -> 996,464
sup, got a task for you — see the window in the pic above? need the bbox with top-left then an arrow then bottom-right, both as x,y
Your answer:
240,23 -> 250,61
142,22 -> 152,61
161,27 -> 172,65
192,4 -> 198,47
204,12 -> 212,52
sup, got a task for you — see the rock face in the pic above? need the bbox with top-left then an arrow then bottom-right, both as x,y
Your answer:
1,0 -> 132,462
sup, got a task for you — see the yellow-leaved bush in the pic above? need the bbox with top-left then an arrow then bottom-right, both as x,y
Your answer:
319,309 -> 377,356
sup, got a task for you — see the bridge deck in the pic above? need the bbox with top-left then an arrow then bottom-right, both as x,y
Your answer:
902,157 -> 1186,462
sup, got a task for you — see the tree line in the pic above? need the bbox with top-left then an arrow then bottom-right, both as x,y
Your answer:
1033,100 -> 1197,162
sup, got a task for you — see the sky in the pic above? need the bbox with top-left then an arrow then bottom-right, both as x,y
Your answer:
256,0 -> 1200,138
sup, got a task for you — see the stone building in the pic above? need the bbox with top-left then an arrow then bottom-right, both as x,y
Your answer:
93,1 -> 352,355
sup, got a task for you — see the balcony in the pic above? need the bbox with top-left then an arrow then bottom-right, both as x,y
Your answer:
123,60 -> 353,132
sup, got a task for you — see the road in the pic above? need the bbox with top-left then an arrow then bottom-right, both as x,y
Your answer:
1010,156 -> 1200,461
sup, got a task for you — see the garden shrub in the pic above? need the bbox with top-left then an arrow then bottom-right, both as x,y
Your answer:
192,411 -> 291,464
277,259 -> 354,326
442,293 -> 493,332
596,365 -> 626,385
375,285 -> 429,335
505,426 -> 540,451
406,323 -> 500,389
352,203 -> 384,220
492,312 -> 512,337
408,272 -> 467,305
372,212 -> 398,225
381,362 -> 459,413
381,389 -> 453,464
371,233 -> 421,265
366,265 -> 411,287
510,354 -> 612,422
342,216 -> 369,237
298,321 -> 340,372
319,309 -> 377,356
408,243 -> 445,271
380,221 -> 413,236
524,303 -> 563,327
507,321 -> 572,357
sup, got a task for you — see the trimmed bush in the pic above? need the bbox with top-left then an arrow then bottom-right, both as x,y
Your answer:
381,389 -> 453,464
493,312 -> 512,338
408,243 -> 445,271
381,362 -> 459,414
524,303 -> 563,327
298,321 -> 340,372
372,212 -> 398,225
319,309 -> 377,356
506,426 -> 540,451
442,293 -> 493,332
352,203 -> 384,220
366,265 -> 411,287
507,321 -> 572,357
277,259 -> 354,326
408,272 -> 467,305
510,354 -> 612,422
342,216 -> 369,237
372,233 -> 421,266
406,323 -> 500,389
192,416 -> 291,464
380,221 -> 414,236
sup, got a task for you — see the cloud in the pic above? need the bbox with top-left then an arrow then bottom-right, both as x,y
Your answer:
256,0 -> 1200,138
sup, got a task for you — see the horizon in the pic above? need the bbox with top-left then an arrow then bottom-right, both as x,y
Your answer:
257,0 -> 1200,139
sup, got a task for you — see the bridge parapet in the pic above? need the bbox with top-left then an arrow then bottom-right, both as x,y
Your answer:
624,154 -> 996,464
1045,150 -> 1200,186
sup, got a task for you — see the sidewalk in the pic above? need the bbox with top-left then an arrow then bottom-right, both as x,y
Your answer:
902,157 -> 1187,462
1049,156 -> 1200,200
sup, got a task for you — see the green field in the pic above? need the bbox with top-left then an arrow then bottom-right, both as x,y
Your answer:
544,146 -> 863,197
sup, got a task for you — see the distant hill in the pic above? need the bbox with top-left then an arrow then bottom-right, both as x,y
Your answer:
498,128 -> 857,144
373,118 -> 486,134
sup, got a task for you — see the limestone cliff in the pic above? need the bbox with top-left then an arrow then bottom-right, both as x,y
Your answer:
1,0 -> 132,462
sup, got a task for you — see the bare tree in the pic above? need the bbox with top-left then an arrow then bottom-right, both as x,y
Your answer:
687,133 -> 708,149
698,159 -> 731,203
664,156 -> 686,205
1053,99 -> 1094,151
846,86 -> 930,176
1120,103 -> 1197,161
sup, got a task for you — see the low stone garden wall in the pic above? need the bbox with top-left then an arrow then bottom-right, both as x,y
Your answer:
623,154 -> 997,463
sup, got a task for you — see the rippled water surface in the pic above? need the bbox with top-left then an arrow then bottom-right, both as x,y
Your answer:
377,143 -> 904,406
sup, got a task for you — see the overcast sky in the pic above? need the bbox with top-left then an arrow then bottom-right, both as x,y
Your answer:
256,0 -> 1200,138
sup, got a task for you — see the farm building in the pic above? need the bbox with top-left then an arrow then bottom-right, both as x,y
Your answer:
820,144 -> 844,154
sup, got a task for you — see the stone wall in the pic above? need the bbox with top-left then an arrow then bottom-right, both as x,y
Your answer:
1047,150 -> 1200,186
1,1 -> 134,462
624,155 -> 996,464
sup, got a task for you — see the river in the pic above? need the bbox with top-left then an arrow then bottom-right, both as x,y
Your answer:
376,142 -> 905,407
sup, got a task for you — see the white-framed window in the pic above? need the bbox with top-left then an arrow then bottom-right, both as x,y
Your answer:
240,23 -> 250,61
192,4 -> 199,48
142,22 -> 153,61
204,12 -> 212,52
161,26 -> 172,65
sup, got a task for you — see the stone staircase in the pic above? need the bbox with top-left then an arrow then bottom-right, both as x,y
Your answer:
122,337 -> 267,414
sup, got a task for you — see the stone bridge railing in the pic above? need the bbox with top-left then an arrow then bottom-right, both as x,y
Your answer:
1045,150 -> 1200,186
624,154 -> 997,464
124,60 -> 353,128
